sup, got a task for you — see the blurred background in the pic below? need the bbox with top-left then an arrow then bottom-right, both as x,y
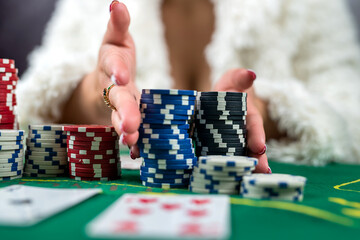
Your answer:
0,0 -> 359,77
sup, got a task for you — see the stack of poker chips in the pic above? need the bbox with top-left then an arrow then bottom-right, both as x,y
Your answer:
63,125 -> 121,181
138,89 -> 197,189
0,58 -> 19,130
24,125 -> 68,177
189,156 -> 257,195
241,174 -> 307,201
0,130 -> 24,180
194,92 -> 247,156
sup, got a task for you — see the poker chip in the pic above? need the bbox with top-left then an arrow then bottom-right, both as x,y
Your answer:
0,175 -> 22,181
25,125 -> 68,178
142,181 -> 188,189
189,156 -> 256,195
142,89 -> 197,96
241,174 -> 307,202
0,60 -> 18,130
138,90 -> 197,189
23,173 -> 63,178
63,125 -> 115,133
64,125 -> 121,181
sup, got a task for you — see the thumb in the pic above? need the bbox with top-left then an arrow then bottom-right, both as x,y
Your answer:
214,69 -> 256,92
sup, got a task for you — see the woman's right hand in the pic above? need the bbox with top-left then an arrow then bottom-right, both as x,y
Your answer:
83,1 -> 140,153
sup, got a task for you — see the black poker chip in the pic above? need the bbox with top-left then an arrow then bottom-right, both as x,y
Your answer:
195,109 -> 247,116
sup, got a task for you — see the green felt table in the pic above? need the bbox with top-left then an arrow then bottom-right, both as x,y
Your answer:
0,160 -> 359,240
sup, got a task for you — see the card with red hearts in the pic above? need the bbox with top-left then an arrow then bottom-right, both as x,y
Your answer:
86,193 -> 230,239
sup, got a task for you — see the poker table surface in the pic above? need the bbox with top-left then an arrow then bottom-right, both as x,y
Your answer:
0,160 -> 359,240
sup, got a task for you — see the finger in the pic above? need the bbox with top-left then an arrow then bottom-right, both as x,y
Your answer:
214,69 -> 256,92
104,1 -> 131,46
109,86 -> 141,135
250,153 -> 270,173
121,131 -> 139,147
99,49 -> 131,86
246,101 -> 266,155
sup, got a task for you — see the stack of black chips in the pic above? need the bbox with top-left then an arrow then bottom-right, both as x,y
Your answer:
193,92 -> 248,156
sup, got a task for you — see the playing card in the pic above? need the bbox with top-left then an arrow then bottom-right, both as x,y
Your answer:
86,193 -> 230,239
0,185 -> 102,226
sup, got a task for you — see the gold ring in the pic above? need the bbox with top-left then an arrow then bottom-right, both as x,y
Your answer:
103,84 -> 117,111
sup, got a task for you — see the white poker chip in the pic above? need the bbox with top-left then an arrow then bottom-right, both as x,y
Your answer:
243,174 -> 307,189
25,163 -> 65,170
199,156 -> 258,167
196,164 -> 255,173
29,124 -> 64,131
189,186 -> 238,195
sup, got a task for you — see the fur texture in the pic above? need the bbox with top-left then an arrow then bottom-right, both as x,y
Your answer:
17,0 -> 360,165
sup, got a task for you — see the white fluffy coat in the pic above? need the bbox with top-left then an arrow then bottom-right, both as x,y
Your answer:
17,0 -> 360,165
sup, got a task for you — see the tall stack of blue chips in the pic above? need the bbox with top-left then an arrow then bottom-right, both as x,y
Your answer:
138,89 -> 197,189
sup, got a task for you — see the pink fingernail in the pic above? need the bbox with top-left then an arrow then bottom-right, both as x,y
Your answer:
110,0 -> 119,12
130,151 -> 135,159
258,145 -> 266,155
247,69 -> 257,81
267,167 -> 272,174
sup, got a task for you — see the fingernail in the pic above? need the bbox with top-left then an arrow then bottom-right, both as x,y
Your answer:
258,145 -> 267,155
247,69 -> 257,81
111,74 -> 119,86
119,133 -> 127,146
267,167 -> 272,174
130,151 -> 135,159
110,0 -> 119,12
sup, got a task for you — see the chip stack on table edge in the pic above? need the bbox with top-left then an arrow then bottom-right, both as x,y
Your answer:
24,125 -> 68,177
0,58 -> 19,130
0,130 -> 24,180
63,125 -> 121,181
138,89 -> 198,189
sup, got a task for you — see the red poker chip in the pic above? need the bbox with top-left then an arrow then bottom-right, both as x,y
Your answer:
0,74 -> 18,79
63,125 -> 115,133
69,166 -> 118,174
66,140 -> 117,147
69,175 -> 119,181
0,89 -> 16,94
0,78 -> 18,83
0,67 -> 18,73
0,107 -> 15,112
0,85 -> 16,90
67,152 -> 118,160
0,58 -> 15,65
67,143 -> 117,151
69,162 -> 118,169
68,157 -> 118,165
66,130 -> 117,137
67,148 -> 117,156
69,170 -> 118,178
0,124 -> 15,129
0,81 -> 17,86
66,135 -> 118,142
0,63 -> 15,68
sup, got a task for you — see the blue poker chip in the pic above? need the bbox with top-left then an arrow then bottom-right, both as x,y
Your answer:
140,171 -> 190,179
138,142 -> 193,150
142,89 -> 197,96
140,176 -> 190,184
139,133 -> 189,140
140,148 -> 194,155
140,98 -> 195,106
140,152 -> 196,160
142,180 -> 189,189
0,164 -> 23,172
140,123 -> 190,130
141,113 -> 192,120
140,166 -> 192,174
142,162 -> 194,170
0,157 -> 23,164
30,129 -> 64,135
141,108 -> 194,116
139,128 -> 189,135
140,103 -> 195,111
27,142 -> 67,148
141,118 -> 190,125
143,158 -> 197,166
28,125 -> 63,131
141,93 -> 196,101
139,138 -> 192,145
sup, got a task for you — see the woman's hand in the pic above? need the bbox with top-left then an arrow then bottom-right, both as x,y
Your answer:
213,69 -> 270,173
